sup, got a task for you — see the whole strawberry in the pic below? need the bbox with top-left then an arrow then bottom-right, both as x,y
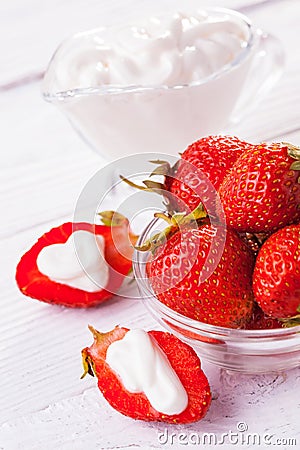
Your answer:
245,303 -> 283,330
253,224 -> 300,320
122,136 -> 253,214
219,142 -> 300,233
81,325 -> 211,424
165,135 -> 253,213
146,223 -> 255,328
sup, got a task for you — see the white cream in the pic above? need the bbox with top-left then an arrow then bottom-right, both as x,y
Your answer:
55,11 -> 249,90
44,9 -> 257,159
37,230 -> 109,292
106,329 -> 188,415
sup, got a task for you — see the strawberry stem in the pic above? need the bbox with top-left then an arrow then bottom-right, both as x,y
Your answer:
280,313 -> 300,327
135,205 -> 208,253
286,143 -> 300,179
285,142 -> 300,160
120,175 -> 165,192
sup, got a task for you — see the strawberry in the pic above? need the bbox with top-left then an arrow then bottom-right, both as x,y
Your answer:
219,142 -> 300,233
164,135 -> 253,212
81,325 -> 211,424
16,212 -> 137,307
238,231 -> 271,255
122,135 -> 253,214
145,219 -> 255,328
245,303 -> 283,330
253,224 -> 300,321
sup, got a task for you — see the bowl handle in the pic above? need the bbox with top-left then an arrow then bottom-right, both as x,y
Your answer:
228,30 -> 285,125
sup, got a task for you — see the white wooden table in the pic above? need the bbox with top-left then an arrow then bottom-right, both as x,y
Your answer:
1,1 -> 300,449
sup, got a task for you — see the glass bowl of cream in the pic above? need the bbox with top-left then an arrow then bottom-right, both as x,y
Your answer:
42,8 -> 284,160
132,216 -> 300,374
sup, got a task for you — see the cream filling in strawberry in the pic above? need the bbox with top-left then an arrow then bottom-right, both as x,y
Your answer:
105,329 -> 188,415
37,230 -> 109,292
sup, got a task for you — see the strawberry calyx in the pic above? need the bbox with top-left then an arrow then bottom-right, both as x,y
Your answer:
285,142 -> 300,181
120,159 -> 174,191
280,315 -> 300,327
81,325 -> 109,378
120,160 -> 181,213
119,172 -> 165,193
81,348 -> 95,378
98,210 -> 129,227
286,142 -> 300,162
280,305 -> 300,327
81,325 -> 129,378
136,205 -> 208,253
148,159 -> 174,177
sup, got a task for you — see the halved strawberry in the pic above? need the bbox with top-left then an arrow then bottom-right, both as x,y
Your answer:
81,325 -> 211,424
16,212 -> 137,307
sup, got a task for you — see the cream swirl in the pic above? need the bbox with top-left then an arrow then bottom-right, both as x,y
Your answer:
55,10 -> 250,90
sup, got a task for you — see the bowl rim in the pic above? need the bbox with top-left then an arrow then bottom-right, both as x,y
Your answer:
133,216 -> 300,340
42,7 -> 257,102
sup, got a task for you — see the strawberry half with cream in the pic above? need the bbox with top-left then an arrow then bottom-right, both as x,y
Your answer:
16,212 -> 137,307
81,325 -> 211,423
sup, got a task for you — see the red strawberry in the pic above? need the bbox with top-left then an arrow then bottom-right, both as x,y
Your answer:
81,325 -> 211,424
122,135 -> 253,214
219,142 -> 300,233
145,222 -> 255,328
238,231 -> 271,255
165,135 -> 253,212
253,224 -> 300,320
245,303 -> 283,330
16,212 -> 137,307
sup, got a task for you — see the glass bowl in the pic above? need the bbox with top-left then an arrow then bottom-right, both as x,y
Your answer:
132,217 -> 300,373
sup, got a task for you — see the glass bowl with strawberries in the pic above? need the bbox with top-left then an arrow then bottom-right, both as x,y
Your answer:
133,213 -> 300,374
131,137 -> 300,373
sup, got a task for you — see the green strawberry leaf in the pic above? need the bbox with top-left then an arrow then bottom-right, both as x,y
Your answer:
98,211 -> 127,227
290,161 -> 300,171
286,142 -> 300,161
143,180 -> 165,190
149,161 -> 171,177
